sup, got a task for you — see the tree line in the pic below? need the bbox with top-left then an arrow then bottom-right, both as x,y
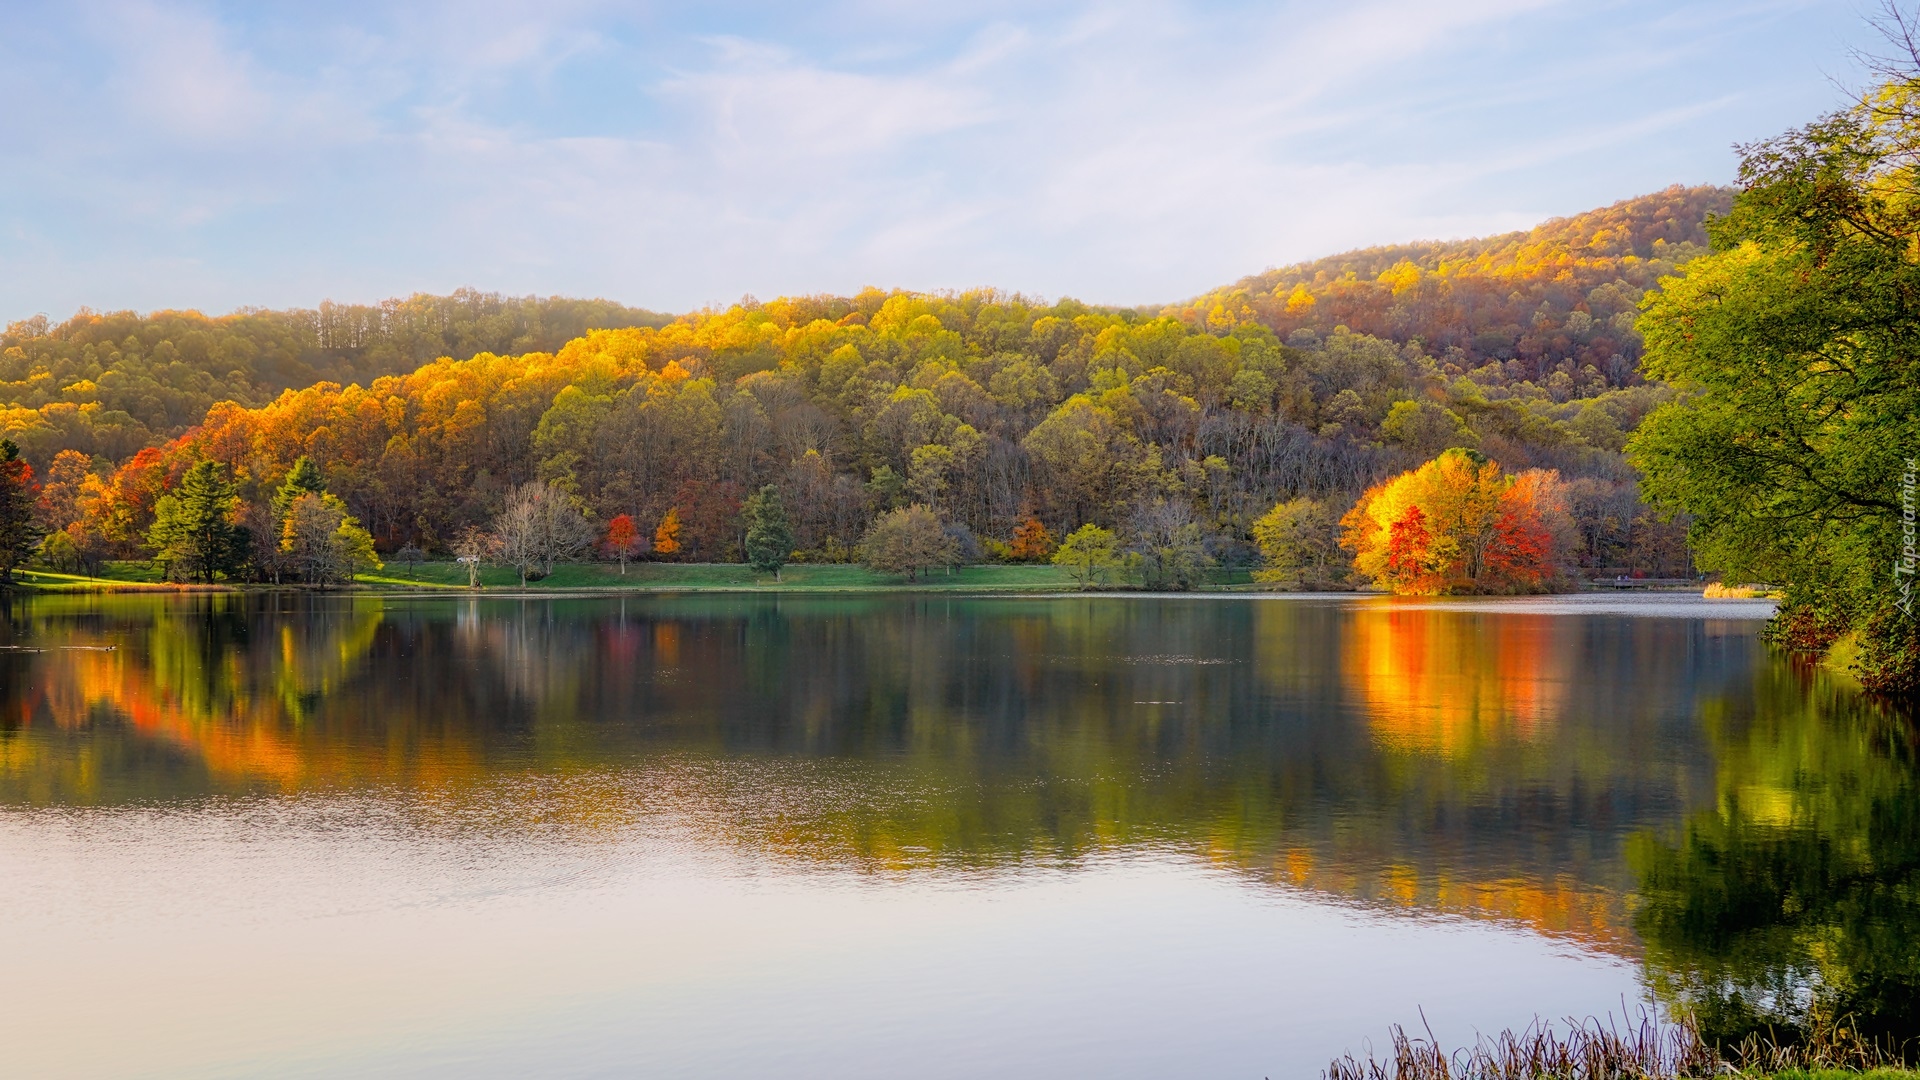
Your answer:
0,289 -> 671,466
0,186 -> 1734,591
0,286 -> 1696,586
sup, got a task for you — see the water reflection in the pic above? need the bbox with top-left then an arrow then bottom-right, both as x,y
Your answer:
1629,661 -> 1920,1043
2,591 -> 1911,1044
1343,606 -> 1572,754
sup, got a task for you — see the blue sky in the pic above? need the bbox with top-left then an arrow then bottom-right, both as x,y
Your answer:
0,1 -> 1881,320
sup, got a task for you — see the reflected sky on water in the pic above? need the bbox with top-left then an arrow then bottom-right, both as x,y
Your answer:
1,592 -> 1907,1078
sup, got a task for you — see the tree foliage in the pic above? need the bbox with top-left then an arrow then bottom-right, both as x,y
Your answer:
1342,449 -> 1573,595
145,460 -> 248,583
0,291 -> 669,461
0,439 -> 39,583
742,485 -> 795,578
5,191 -> 1735,586
1051,523 -> 1120,589
1631,63 -> 1920,692
1127,499 -> 1212,590
1180,185 -> 1731,388
1008,515 -> 1056,561
653,507 -> 682,559
1251,497 -> 1346,589
860,504 -> 954,581
603,513 -> 641,573
280,492 -> 379,585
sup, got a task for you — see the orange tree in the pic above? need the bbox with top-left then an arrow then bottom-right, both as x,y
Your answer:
653,507 -> 682,559
1340,448 -> 1571,594
1008,516 -> 1056,561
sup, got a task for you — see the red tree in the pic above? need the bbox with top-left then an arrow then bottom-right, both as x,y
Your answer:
604,513 -> 641,574
1383,504 -> 1442,594
1485,507 -> 1552,589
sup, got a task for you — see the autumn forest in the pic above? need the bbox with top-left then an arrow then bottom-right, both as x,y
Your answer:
0,185 -> 1730,595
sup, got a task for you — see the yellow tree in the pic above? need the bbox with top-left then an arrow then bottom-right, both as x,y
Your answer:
1341,448 -> 1569,595
653,507 -> 682,559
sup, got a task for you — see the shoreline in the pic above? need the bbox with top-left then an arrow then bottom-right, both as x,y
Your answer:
8,563 -> 1716,599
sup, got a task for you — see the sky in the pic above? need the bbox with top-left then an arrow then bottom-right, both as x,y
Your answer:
0,0 -> 1885,321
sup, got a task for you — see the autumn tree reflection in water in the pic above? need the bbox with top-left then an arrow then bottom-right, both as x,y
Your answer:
1629,661 -> 1920,1045
1,593 -> 1912,1036
1342,605 -> 1573,754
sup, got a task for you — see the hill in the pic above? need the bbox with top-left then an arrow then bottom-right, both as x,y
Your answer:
0,289 -> 671,463
6,187 -> 1730,585
1170,185 -> 1732,387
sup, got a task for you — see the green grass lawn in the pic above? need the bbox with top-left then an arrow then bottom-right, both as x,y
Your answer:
360,560 -> 1093,591
11,559 -> 1263,593
12,563 -> 174,591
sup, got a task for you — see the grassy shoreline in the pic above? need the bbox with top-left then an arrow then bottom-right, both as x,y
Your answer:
8,561 -> 1714,596
12,560 -> 1174,594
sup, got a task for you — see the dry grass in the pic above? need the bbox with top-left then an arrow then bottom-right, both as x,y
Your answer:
1323,1010 -> 1912,1080
1703,582 -> 1781,599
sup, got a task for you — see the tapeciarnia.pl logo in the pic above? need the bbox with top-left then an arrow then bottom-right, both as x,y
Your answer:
1900,456 -> 1917,616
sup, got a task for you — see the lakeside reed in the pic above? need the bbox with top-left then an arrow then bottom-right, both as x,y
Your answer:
1323,1010 -> 1914,1080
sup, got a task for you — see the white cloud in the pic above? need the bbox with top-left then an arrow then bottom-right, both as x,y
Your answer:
0,0 -> 1881,317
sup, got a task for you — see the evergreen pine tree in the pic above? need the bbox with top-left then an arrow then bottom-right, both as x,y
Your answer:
742,485 -> 795,580
146,461 -> 249,583
0,440 -> 42,585
260,456 -> 329,583
271,456 -> 327,523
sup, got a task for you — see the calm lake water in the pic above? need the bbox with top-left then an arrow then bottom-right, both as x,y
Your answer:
2,592 -> 1914,1079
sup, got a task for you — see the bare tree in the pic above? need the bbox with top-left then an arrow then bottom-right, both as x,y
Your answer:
452,526 -> 495,589
492,481 -> 596,586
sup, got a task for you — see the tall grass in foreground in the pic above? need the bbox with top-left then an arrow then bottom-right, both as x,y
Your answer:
1324,1011 -> 1913,1079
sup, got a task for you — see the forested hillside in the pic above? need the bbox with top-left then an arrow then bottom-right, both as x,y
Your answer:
0,290 -> 670,462
1176,185 -> 1731,388
2,186 -> 1726,585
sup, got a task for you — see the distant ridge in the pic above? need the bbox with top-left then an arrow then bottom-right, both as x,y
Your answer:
0,289 -> 672,454
1170,185 -> 1733,383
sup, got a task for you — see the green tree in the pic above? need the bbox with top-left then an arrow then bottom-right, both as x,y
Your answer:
1379,400 -> 1477,458
1251,497 -> 1345,589
860,504 -> 955,581
280,492 -> 380,585
145,461 -> 249,583
1630,70 -> 1920,693
742,485 -> 795,579
260,456 -> 332,583
36,529 -> 80,574
1051,523 -> 1119,589
0,439 -> 41,584
270,456 -> 327,523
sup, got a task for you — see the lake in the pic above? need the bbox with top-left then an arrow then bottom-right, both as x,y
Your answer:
1,591 -> 1913,1078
